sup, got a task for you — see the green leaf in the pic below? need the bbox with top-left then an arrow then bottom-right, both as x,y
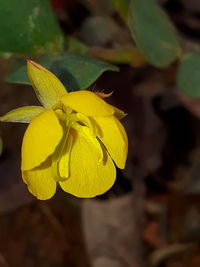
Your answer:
129,0 -> 181,67
0,52 -> 12,59
66,37 -> 89,55
6,53 -> 119,91
177,53 -> 200,97
0,0 -> 64,54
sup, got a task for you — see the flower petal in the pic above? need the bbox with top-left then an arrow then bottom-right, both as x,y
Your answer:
51,124 -> 70,181
27,60 -> 67,108
0,106 -> 45,123
92,116 -> 128,169
59,127 -> 116,198
58,133 -> 73,179
61,90 -> 114,116
68,112 -> 97,136
72,123 -> 104,163
22,159 -> 56,200
22,109 -> 63,171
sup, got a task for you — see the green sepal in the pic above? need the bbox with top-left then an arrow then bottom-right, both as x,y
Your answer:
0,106 -> 45,123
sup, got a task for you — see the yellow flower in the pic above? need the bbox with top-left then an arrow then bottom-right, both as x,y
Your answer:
0,60 -> 128,200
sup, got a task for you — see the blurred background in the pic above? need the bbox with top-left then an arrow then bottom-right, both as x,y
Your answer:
0,0 -> 200,266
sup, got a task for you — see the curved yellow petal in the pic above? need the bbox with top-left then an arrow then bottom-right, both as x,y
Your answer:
72,123 -> 104,163
22,109 -> 63,171
58,133 -> 73,179
92,116 -> 128,169
22,159 -> 56,200
61,90 -> 114,117
59,128 -> 116,198
27,60 -> 67,108
0,106 -> 45,123
51,124 -> 70,181
68,112 -> 97,136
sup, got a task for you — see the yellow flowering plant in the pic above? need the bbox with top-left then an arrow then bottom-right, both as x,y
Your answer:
0,60 -> 128,200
